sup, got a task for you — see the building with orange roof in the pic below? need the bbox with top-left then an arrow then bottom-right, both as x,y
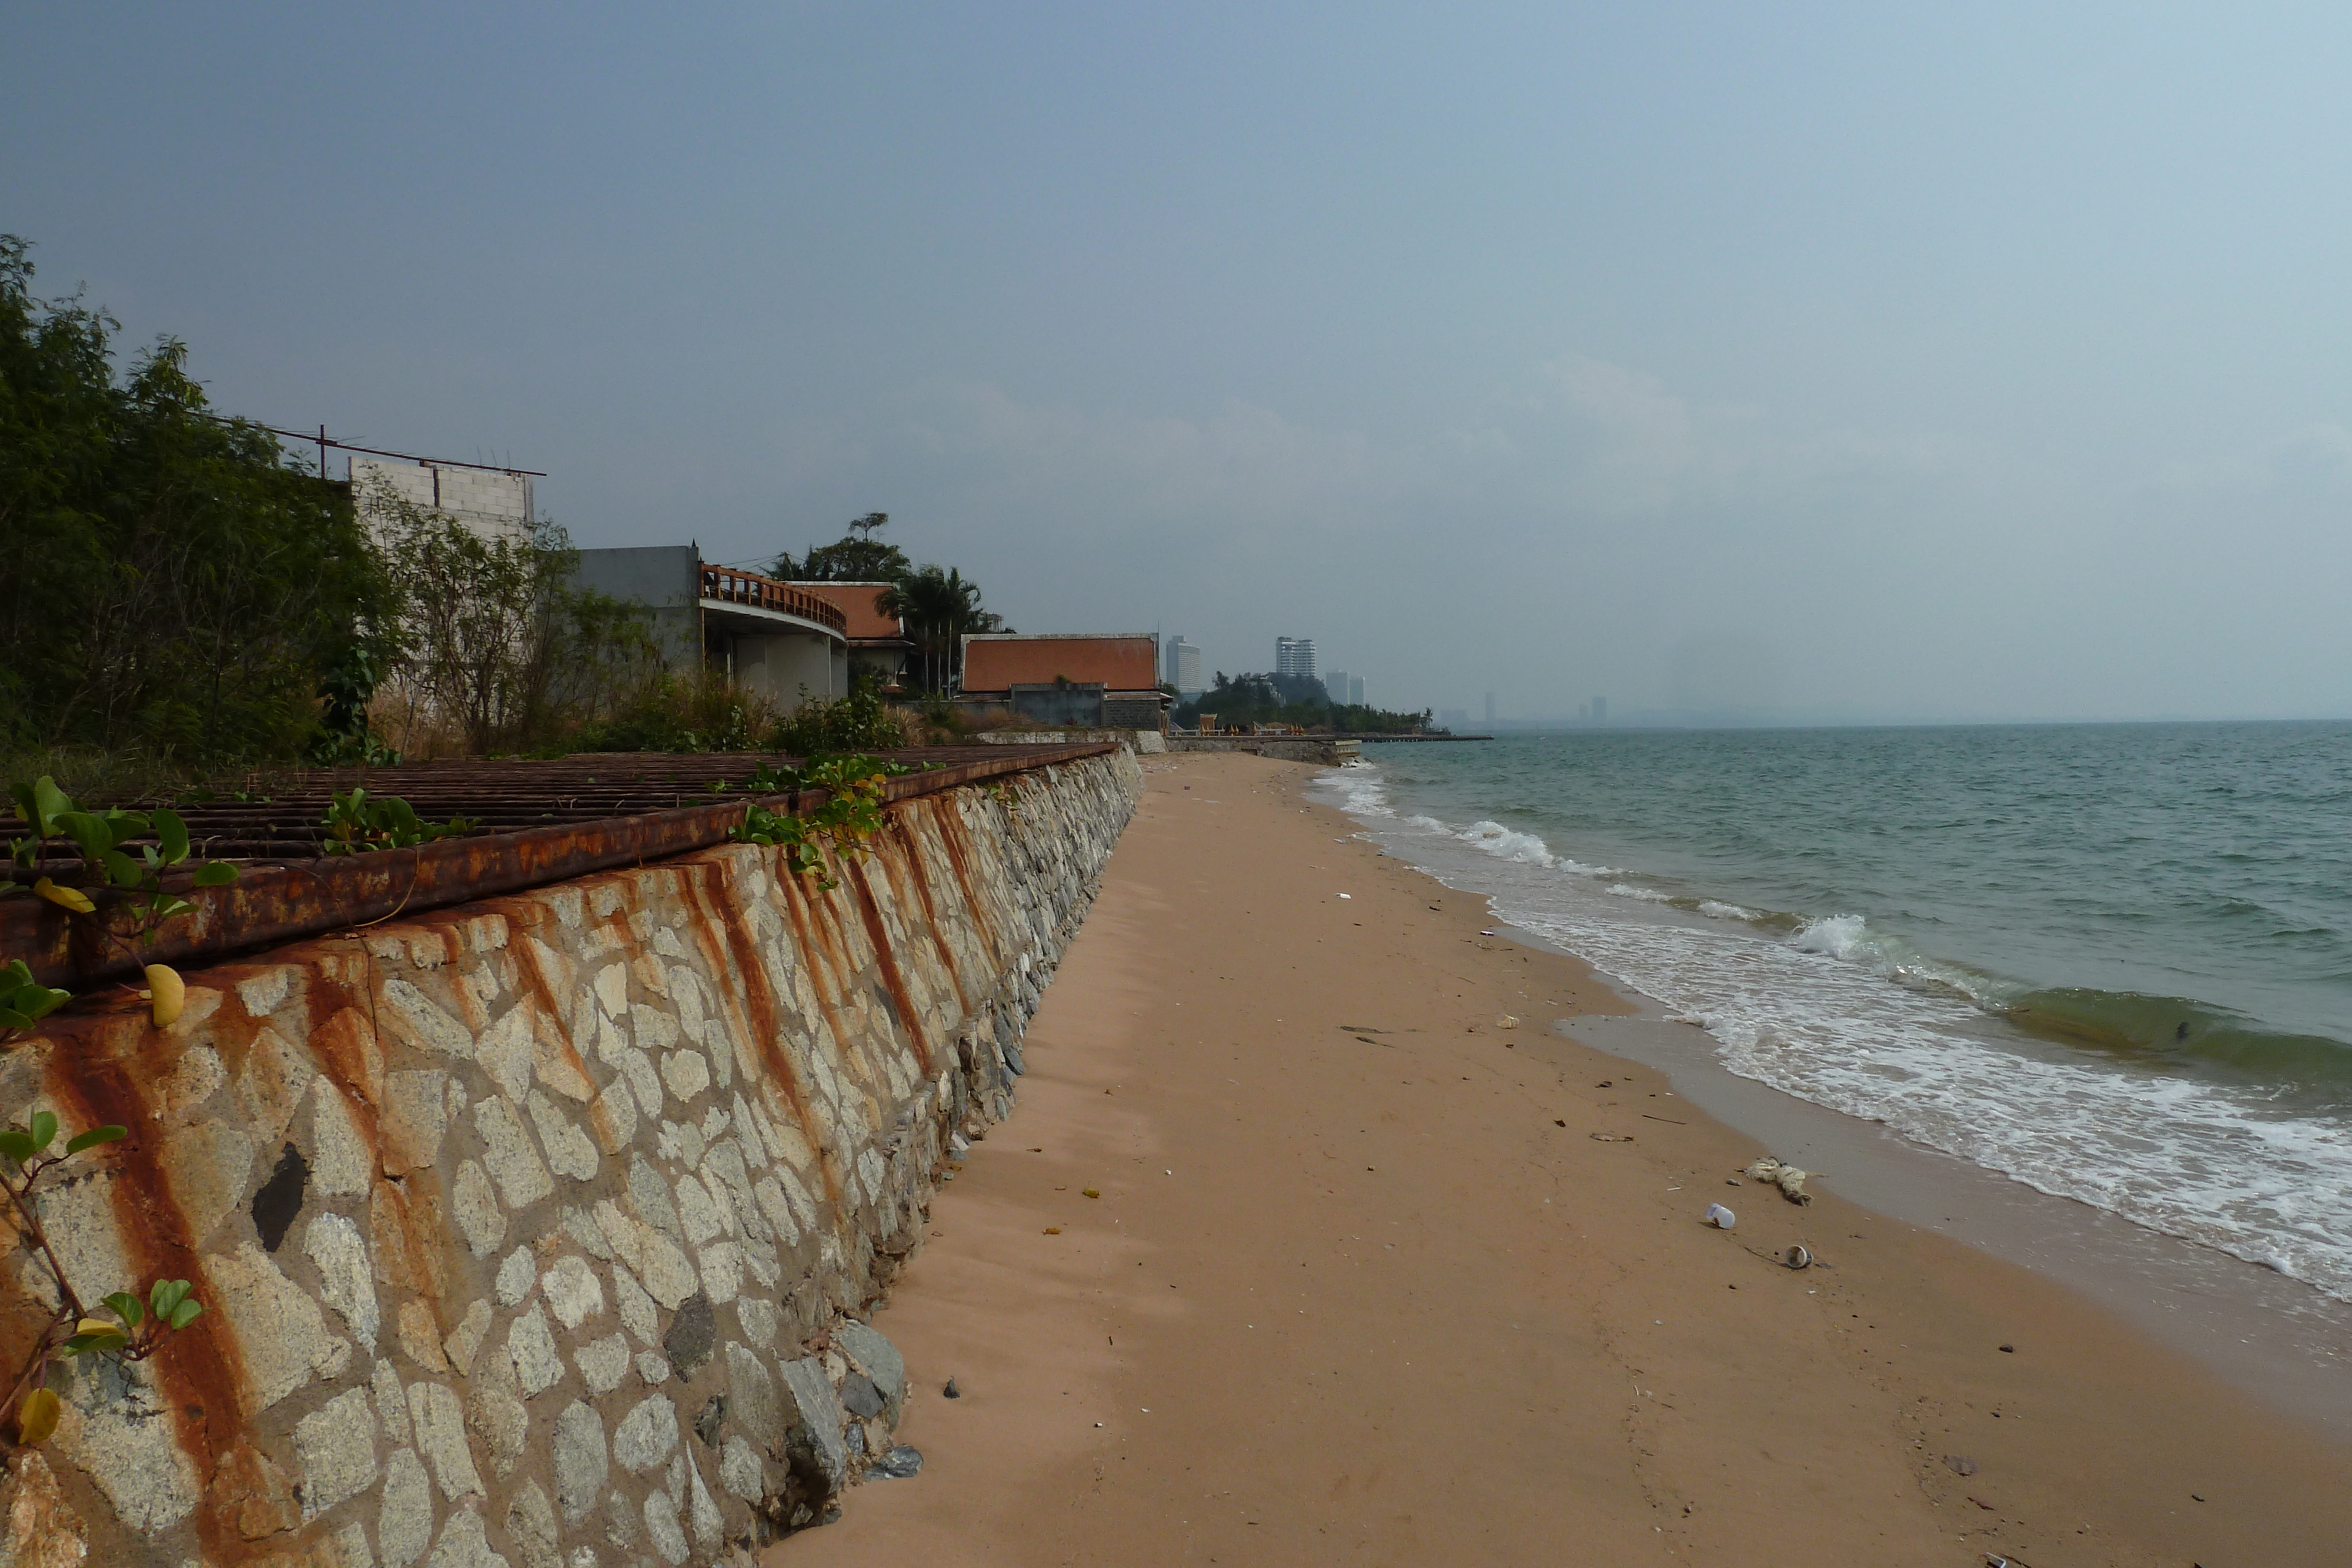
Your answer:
957,633 -> 1170,731
793,581 -> 915,689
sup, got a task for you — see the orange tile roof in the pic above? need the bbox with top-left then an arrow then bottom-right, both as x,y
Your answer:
960,634 -> 1160,694
794,582 -> 907,642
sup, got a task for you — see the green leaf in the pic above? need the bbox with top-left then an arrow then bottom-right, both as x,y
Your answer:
28,1112 -> 55,1152
152,808 -> 189,864
32,778 -> 74,833
190,861 -> 238,887
167,1298 -> 202,1330
149,1279 -> 190,1319
102,1292 -> 143,1328
65,1125 -> 126,1155
0,1131 -> 32,1163
101,849 -> 142,888
105,811 -> 148,849
0,1009 -> 29,1031
55,812 -> 111,861
21,987 -> 66,1022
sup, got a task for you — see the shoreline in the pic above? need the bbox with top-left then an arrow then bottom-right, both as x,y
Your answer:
1320,775 -> 2352,1436
773,751 -> 2352,1566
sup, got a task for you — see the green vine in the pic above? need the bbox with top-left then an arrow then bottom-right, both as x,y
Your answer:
4,777 -> 243,1030
0,1114 -> 203,1447
320,788 -> 476,855
726,753 -> 908,890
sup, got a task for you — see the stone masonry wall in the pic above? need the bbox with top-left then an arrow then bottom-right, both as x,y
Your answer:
0,748 -> 1143,1567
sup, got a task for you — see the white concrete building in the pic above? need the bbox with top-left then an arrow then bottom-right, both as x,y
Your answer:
350,454 -> 533,544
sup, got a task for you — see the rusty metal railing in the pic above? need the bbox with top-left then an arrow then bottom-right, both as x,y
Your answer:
1,744 -> 1118,990
698,566 -> 851,635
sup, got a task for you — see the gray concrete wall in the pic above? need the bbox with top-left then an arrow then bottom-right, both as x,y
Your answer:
0,751 -> 1144,1566
353,458 -> 534,547
729,631 -> 843,707
573,547 -> 703,670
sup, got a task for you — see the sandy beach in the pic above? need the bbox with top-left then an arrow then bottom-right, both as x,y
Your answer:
776,751 -> 2352,1566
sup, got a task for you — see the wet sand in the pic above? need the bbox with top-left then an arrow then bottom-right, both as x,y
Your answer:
776,751 -> 2352,1566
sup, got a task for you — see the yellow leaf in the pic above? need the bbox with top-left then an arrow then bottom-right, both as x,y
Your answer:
15,1388 -> 61,1445
143,965 -> 185,1028
72,1318 -> 125,1340
31,879 -> 93,915
1083,1188 -> 1100,1199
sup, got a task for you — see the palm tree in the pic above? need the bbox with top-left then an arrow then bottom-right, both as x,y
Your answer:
878,566 -> 1000,694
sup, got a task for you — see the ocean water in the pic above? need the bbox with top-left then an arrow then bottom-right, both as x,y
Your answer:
1309,723 -> 2352,1303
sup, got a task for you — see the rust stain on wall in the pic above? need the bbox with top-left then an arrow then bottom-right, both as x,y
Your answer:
44,1017 -> 250,1562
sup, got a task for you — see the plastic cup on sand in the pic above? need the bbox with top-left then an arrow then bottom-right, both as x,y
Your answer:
1705,1203 -> 1736,1229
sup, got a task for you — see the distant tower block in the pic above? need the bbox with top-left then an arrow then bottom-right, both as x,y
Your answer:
1592,695 -> 1608,723
1324,669 -> 1352,706
1350,675 -> 1364,707
1275,637 -> 1317,680
1484,691 -> 1496,725
1167,636 -> 1201,693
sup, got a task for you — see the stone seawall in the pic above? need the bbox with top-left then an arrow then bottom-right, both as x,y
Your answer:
0,748 -> 1143,1566
1166,736 -> 1358,764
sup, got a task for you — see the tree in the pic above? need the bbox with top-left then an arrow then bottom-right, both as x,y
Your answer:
1171,670 -> 1427,733
366,477 -> 653,755
877,565 -> 1001,695
771,513 -> 913,582
0,235 -> 387,764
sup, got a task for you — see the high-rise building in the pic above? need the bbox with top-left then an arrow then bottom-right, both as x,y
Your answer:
1592,695 -> 1608,723
1166,636 -> 1201,693
1323,669 -> 1352,706
1275,637 -> 1317,679
1484,691 -> 1496,725
1349,675 -> 1365,707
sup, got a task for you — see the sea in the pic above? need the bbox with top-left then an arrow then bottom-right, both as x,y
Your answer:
1311,723 -> 2352,1307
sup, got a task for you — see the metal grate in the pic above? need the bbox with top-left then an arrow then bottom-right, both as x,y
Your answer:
3,743 -> 1120,988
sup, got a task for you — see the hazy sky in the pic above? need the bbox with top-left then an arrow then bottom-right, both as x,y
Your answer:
8,3 -> 2352,721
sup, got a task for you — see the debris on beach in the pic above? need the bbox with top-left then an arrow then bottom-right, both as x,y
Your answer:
1782,1244 -> 1812,1269
1742,1156 -> 1818,1205
870,1445 -> 924,1479
943,1378 -> 960,1399
1495,1014 -> 1519,1029
1704,1203 -> 1736,1229
1943,1453 -> 1979,1476
1589,1132 -> 1635,1143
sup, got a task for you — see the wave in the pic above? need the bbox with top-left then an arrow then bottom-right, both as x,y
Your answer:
1305,768 -> 2352,1298
1455,819 -> 1618,875
2003,988 -> 2352,1091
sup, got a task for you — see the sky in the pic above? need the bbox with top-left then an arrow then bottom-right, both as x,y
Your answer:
7,2 -> 2352,723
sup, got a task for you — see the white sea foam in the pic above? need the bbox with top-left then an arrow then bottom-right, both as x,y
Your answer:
1322,766 -> 1395,819
1459,820 -> 1558,865
1791,912 -> 1870,958
1307,773 -> 2352,1303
